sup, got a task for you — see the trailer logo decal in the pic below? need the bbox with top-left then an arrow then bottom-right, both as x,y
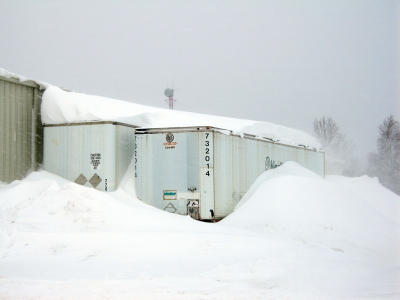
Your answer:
163,190 -> 177,200
166,133 -> 174,143
164,202 -> 177,213
163,133 -> 177,149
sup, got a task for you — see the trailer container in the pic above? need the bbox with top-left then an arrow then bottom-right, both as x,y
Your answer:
135,126 -> 325,221
43,121 -> 135,191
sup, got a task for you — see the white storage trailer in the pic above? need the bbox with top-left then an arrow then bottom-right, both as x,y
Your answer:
43,121 -> 135,191
43,120 -> 324,220
135,126 -> 325,221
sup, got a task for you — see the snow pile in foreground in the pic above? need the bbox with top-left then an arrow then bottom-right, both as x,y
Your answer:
41,86 -> 320,148
223,162 -> 400,259
0,164 -> 399,300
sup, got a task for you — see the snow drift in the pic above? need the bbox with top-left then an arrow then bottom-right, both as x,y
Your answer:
223,162 -> 400,261
41,86 -> 321,149
0,163 -> 399,299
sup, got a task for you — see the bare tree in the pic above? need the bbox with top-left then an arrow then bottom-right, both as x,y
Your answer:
368,115 -> 400,194
313,116 -> 357,175
313,117 -> 340,147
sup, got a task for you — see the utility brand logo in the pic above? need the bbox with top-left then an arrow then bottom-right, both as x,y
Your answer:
166,133 -> 174,143
163,133 -> 177,149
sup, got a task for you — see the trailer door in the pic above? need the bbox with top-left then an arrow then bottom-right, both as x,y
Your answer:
148,131 -> 201,216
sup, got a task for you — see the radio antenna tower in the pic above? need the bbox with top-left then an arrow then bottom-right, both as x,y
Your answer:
164,88 -> 176,109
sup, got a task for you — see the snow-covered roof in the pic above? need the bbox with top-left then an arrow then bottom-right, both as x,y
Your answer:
42,86 -> 321,149
0,67 -> 49,90
0,67 -> 320,149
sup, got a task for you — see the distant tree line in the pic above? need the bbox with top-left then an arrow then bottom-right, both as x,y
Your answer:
367,116 -> 400,195
313,115 -> 400,195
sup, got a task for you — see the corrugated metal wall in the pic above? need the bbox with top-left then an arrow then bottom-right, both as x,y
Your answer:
0,76 -> 42,183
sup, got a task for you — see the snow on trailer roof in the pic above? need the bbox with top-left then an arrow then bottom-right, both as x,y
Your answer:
41,85 -> 321,150
134,126 -> 320,151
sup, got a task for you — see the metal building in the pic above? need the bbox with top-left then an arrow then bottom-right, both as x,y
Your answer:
43,122 -> 135,191
0,75 -> 43,183
135,126 -> 325,221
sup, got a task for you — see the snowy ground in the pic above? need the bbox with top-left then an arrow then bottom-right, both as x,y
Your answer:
0,163 -> 399,300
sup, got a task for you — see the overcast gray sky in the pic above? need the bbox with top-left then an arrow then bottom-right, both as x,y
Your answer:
1,0 -> 399,162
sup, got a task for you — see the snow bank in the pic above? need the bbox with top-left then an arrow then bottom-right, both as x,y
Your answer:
0,171 -> 202,236
222,162 -> 400,261
41,86 -> 320,149
1,165 -> 400,299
